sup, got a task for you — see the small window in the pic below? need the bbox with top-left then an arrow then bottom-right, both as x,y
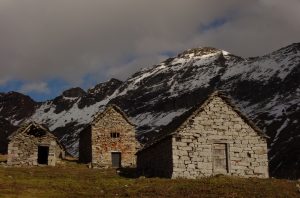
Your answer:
110,132 -> 120,138
175,136 -> 181,142
247,152 -> 251,158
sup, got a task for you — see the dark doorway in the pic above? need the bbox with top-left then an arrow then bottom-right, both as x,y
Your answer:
111,152 -> 121,168
38,146 -> 49,165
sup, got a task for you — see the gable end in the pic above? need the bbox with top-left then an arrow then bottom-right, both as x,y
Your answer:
92,104 -> 135,126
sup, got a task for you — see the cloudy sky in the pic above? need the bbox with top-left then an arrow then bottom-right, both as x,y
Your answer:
0,0 -> 299,101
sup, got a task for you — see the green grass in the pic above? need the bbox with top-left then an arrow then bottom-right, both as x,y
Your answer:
0,163 -> 299,198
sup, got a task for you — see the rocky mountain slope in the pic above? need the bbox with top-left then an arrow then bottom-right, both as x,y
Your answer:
0,43 -> 299,179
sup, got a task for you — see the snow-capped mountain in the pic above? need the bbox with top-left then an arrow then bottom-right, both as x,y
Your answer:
0,43 -> 299,179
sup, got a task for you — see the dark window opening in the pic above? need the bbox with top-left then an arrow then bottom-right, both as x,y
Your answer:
247,152 -> 251,158
38,146 -> 49,165
110,132 -> 120,138
28,126 -> 47,137
175,136 -> 181,142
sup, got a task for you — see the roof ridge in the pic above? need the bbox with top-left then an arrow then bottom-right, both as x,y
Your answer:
92,104 -> 136,126
8,121 -> 55,140
137,90 -> 268,153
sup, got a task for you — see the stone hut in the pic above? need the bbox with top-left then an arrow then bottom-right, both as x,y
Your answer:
7,122 -> 65,166
137,91 -> 269,179
79,105 -> 138,168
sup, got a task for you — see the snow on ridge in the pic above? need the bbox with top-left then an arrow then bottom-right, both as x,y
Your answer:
154,108 -> 189,126
193,52 -> 220,66
222,49 -> 300,81
117,64 -> 168,96
200,51 -> 220,59
62,96 -> 79,101
172,51 -> 220,66
237,92 -> 299,121
271,118 -> 290,146
60,127 -> 83,157
167,55 -> 223,96
117,50 -> 223,97
69,141 -> 79,156
131,108 -> 189,129
11,119 -> 23,126
29,98 -> 109,131
222,50 -> 230,56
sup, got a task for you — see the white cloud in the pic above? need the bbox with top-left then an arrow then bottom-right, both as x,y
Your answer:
19,82 -> 50,94
0,0 -> 299,85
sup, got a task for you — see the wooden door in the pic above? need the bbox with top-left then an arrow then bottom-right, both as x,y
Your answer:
111,152 -> 121,168
212,143 -> 228,174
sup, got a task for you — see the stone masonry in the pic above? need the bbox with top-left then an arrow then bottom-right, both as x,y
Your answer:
137,92 -> 269,179
7,122 -> 65,166
79,105 -> 138,168
137,137 -> 173,177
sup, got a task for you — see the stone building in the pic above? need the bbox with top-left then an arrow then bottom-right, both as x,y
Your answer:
137,91 -> 269,179
7,122 -> 65,166
79,105 -> 138,168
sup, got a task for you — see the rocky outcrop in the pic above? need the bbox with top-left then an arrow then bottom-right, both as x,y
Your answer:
0,117 -> 17,154
62,87 -> 86,98
0,92 -> 37,124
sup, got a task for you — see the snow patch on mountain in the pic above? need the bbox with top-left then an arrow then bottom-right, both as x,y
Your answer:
131,108 -> 188,132
29,98 -> 108,131
272,118 -> 290,146
222,47 -> 300,82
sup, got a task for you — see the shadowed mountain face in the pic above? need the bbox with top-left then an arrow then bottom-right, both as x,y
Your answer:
0,117 -> 17,153
0,43 -> 299,179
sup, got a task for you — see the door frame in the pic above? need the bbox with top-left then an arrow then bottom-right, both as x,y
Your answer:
211,142 -> 231,175
111,151 -> 122,168
37,145 -> 50,165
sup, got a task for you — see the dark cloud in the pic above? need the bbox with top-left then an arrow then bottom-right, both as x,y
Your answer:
0,0 -> 299,91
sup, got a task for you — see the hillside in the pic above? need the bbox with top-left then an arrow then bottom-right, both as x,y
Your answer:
0,43 -> 299,178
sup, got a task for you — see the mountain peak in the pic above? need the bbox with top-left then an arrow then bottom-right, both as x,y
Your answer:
177,47 -> 221,58
107,78 -> 123,85
62,87 -> 86,98
87,78 -> 122,96
1,91 -> 36,103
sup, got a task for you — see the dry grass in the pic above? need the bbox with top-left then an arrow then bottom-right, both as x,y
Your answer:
0,163 -> 299,198
0,155 -> 7,162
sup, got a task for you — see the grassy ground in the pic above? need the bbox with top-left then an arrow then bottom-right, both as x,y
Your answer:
0,155 -> 7,162
0,162 -> 299,198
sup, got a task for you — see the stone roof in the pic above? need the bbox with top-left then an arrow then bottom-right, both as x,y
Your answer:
91,104 -> 136,126
8,121 -> 65,151
8,122 -> 49,140
137,91 -> 268,154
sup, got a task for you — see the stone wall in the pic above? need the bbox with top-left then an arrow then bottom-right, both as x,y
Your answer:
137,137 -> 173,178
91,106 -> 137,168
137,95 -> 269,179
7,127 -> 64,166
172,96 -> 269,178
